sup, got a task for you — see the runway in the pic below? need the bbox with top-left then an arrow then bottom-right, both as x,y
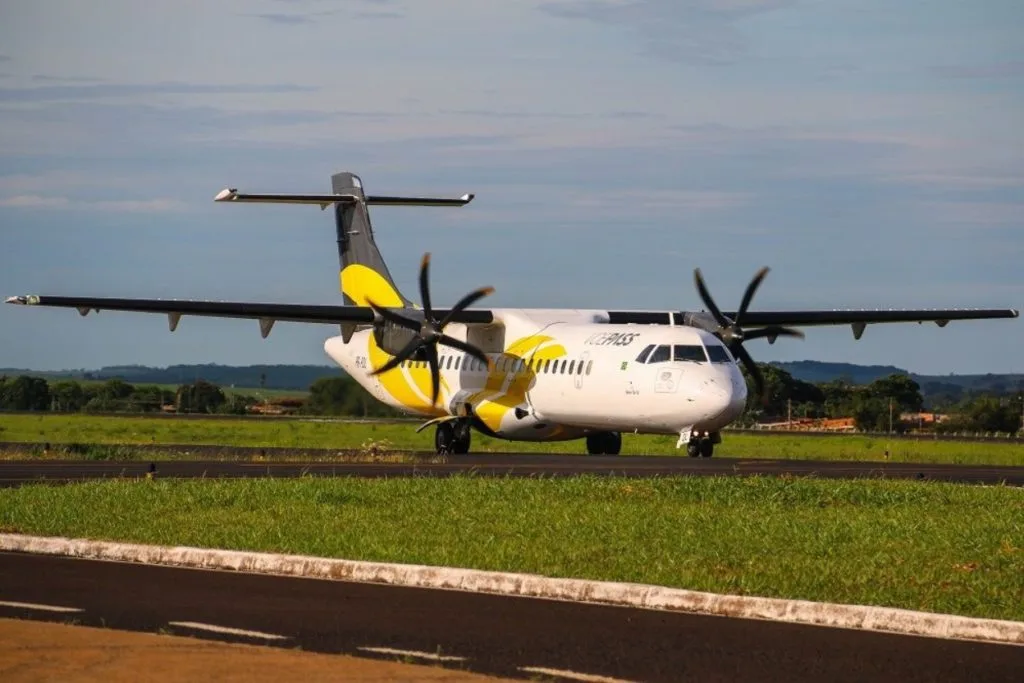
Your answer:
0,551 -> 1018,682
0,453 -> 1022,487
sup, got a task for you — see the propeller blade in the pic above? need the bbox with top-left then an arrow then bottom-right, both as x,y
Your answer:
733,343 -> 767,405
744,325 -> 805,341
438,286 -> 496,328
370,336 -> 422,376
367,299 -> 421,332
418,252 -> 433,321
693,269 -> 730,329
735,267 -> 769,327
425,343 -> 441,406
439,334 -> 491,369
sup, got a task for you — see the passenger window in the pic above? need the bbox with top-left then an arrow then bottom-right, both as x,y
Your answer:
673,345 -> 707,362
577,361 -> 584,375
648,345 -> 671,363
568,360 -> 575,374
586,360 -> 593,375
454,356 -> 461,370
636,344 -> 655,363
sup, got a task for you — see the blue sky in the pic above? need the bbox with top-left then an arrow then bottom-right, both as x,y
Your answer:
1,0 -> 1021,375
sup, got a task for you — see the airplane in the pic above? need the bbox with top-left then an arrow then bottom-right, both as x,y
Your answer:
6,172 -> 1019,457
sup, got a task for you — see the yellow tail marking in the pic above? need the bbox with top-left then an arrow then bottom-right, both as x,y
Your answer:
341,264 -> 404,307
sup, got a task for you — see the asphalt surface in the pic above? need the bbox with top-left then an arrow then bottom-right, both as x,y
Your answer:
0,551 -> 1019,682
0,453 -> 1022,487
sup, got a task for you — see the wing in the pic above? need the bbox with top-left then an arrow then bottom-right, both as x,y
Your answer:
607,308 -> 1019,339
4,295 -> 494,338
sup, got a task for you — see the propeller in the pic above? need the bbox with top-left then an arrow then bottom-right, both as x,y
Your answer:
693,266 -> 804,403
367,253 -> 494,407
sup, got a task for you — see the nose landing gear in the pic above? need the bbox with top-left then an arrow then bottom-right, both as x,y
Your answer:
681,429 -> 719,458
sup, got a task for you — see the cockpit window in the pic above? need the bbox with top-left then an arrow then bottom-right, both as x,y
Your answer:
705,344 -> 733,363
673,345 -> 707,363
647,345 -> 671,363
635,344 -> 655,363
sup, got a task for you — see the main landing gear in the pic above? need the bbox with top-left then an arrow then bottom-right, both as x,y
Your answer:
586,431 -> 622,455
435,419 -> 471,455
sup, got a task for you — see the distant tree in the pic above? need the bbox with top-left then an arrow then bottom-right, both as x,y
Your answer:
740,363 -> 824,418
219,393 -> 258,415
866,374 -> 923,413
50,381 -> 87,412
0,375 -> 51,411
304,377 -> 403,417
175,380 -> 226,414
940,396 -> 1021,434
126,385 -> 173,412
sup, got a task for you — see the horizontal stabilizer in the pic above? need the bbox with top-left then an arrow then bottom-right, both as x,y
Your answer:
214,188 -> 474,210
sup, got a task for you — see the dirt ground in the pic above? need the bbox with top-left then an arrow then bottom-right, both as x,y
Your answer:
0,618 -> 514,682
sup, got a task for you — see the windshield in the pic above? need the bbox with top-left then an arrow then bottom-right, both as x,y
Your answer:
705,344 -> 733,363
673,345 -> 707,363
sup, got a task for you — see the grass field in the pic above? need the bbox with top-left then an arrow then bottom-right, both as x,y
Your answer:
1,476 -> 1021,622
1,413 -> 1023,465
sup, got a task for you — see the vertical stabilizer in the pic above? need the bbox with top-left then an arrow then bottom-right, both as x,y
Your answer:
332,172 -> 414,309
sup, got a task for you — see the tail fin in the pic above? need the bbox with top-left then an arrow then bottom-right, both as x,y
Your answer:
331,172 -> 413,309
213,172 -> 474,312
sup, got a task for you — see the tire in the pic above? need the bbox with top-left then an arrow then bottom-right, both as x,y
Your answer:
586,432 -> 621,455
435,422 -> 455,455
453,421 -> 471,455
699,438 -> 714,458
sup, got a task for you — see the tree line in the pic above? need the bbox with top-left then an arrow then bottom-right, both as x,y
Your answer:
0,374 -> 399,417
737,365 -> 1022,434
1,369 -> 1019,432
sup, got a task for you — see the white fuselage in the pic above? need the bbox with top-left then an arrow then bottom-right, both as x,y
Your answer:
324,308 -> 748,442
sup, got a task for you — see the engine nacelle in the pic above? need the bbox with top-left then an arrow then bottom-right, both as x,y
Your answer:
372,315 -> 424,356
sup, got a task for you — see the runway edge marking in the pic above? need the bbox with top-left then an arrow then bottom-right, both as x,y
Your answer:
2,533 -> 1021,647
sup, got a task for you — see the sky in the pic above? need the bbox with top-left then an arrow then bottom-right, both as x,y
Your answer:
0,0 -> 1022,375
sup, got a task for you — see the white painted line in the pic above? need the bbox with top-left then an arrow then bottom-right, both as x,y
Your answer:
519,666 -> 635,683
0,600 -> 83,613
168,621 -> 288,641
358,646 -> 467,662
2,534 -> 1022,646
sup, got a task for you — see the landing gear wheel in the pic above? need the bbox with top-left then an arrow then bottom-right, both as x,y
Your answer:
699,438 -> 714,458
452,420 -> 471,455
586,431 -> 622,455
435,422 -> 455,455
686,441 -> 701,458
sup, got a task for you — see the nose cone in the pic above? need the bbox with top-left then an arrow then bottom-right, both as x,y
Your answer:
700,367 -> 748,427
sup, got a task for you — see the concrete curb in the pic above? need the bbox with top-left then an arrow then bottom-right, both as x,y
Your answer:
2,533 -> 1021,646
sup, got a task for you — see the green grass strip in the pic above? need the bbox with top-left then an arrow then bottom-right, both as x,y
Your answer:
2,413 -> 1023,465
1,476 -> 1021,621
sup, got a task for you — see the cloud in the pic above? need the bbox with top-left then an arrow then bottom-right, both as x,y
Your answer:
0,195 -> 186,212
931,60 -> 1024,79
917,200 -> 1024,226
0,82 -> 316,103
353,11 -> 403,19
539,0 -> 794,65
31,75 -> 106,84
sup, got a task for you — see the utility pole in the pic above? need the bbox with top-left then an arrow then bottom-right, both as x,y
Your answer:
787,398 -> 792,429
889,398 -> 894,434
